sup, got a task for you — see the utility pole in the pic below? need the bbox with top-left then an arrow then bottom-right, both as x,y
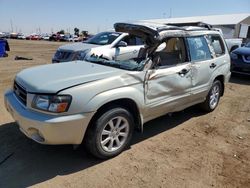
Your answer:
169,8 -> 172,18
10,19 -> 13,32
163,12 -> 166,18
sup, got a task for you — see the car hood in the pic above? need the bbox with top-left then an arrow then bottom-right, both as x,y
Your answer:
233,46 -> 250,55
15,61 -> 125,93
58,42 -> 99,52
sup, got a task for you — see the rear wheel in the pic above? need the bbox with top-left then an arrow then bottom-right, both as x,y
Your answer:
200,80 -> 222,112
85,107 -> 134,159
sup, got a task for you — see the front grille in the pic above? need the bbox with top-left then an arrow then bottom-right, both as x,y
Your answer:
13,81 -> 27,105
54,50 -> 72,60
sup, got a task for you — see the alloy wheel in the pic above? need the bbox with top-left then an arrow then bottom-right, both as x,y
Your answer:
209,84 -> 220,109
100,116 -> 129,152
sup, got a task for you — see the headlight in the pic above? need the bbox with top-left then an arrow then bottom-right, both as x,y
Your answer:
32,95 -> 72,113
230,53 -> 238,60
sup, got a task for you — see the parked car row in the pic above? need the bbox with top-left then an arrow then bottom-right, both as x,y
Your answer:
25,34 -> 43,40
0,32 -> 91,42
49,34 -> 83,42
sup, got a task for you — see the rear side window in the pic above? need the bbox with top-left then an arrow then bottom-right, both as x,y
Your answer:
207,35 -> 225,57
187,36 -> 212,62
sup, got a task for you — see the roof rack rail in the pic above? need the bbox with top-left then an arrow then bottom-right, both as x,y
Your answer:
157,25 -> 186,32
166,22 -> 213,30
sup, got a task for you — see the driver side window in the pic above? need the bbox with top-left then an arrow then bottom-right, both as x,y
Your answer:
121,35 -> 145,46
154,37 -> 187,67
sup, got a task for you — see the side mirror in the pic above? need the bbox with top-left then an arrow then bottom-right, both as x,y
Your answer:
116,41 -> 127,47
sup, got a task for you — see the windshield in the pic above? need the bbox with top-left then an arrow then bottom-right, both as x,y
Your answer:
84,55 -> 146,71
83,32 -> 121,45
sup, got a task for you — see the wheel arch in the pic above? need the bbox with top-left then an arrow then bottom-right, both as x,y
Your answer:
230,45 -> 239,53
82,98 -> 142,144
214,75 -> 225,96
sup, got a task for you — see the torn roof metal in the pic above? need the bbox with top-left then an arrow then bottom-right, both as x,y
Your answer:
142,13 -> 250,26
114,22 -> 182,35
114,22 -> 220,46
114,22 -> 182,45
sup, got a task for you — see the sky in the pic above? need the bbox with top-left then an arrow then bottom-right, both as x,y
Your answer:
0,0 -> 249,34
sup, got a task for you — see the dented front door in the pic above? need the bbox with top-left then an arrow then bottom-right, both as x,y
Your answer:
144,63 -> 192,118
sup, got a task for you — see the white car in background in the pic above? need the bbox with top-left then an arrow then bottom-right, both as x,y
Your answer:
62,34 -> 80,42
41,34 -> 50,40
52,31 -> 145,63
225,38 -> 243,52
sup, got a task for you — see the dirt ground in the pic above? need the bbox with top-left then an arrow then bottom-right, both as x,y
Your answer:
0,39 -> 249,188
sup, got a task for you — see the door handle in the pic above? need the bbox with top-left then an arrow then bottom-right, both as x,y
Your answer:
178,68 -> 190,76
210,63 -> 217,69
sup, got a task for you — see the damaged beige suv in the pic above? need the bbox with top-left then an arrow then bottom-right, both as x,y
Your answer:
4,22 -> 231,159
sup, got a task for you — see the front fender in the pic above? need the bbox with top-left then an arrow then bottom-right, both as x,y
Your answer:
59,72 -> 146,115
85,85 -> 145,113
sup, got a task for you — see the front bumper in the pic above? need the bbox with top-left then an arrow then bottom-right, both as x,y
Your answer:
231,59 -> 250,75
4,90 -> 95,145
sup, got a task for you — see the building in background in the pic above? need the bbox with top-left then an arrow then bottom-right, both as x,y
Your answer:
143,13 -> 250,39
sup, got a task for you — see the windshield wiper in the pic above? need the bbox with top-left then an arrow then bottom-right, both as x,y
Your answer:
86,54 -> 107,63
86,54 -> 142,71
88,58 -> 106,64
87,55 -> 123,69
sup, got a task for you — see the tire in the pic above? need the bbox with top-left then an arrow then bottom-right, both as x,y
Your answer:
84,107 -> 134,159
200,80 -> 222,112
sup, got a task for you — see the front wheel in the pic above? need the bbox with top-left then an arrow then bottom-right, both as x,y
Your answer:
84,107 -> 134,159
200,80 -> 222,112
